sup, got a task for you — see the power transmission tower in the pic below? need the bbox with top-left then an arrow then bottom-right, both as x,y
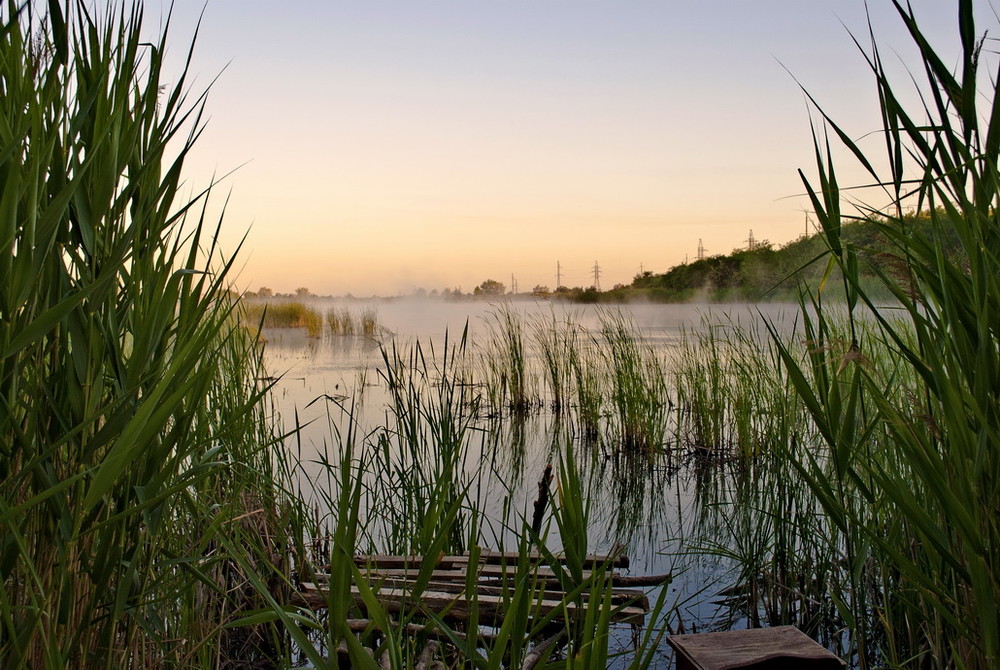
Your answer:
697,239 -> 706,261
592,261 -> 601,290
747,229 -> 756,251
510,273 -> 517,295
556,261 -> 562,289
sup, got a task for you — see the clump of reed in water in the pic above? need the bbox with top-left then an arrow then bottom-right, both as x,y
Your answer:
480,304 -> 536,415
326,306 -> 356,334
243,299 -> 323,335
597,309 -> 670,452
287,354 -> 671,668
326,305 -> 383,336
530,309 -> 575,413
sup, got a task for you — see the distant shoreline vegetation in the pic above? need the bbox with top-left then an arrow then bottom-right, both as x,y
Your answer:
247,211 -> 942,304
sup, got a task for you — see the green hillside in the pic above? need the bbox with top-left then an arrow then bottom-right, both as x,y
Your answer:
600,211 -> 953,303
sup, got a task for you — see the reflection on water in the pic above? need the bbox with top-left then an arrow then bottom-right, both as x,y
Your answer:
262,299 -> 802,638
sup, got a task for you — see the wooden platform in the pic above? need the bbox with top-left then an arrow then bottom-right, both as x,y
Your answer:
666,626 -> 845,670
291,548 -> 665,628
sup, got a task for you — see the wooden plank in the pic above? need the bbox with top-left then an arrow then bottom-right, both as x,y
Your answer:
316,565 -> 597,583
311,574 -> 650,611
478,549 -> 629,569
313,567 -> 669,588
666,626 -> 845,670
354,578 -> 649,611
291,583 -> 647,625
303,578 -> 649,609
349,548 -> 628,570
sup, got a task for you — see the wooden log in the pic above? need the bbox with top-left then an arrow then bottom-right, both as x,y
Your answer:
478,548 -> 630,570
414,640 -> 440,670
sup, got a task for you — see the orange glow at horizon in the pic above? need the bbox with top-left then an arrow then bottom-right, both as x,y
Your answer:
160,1 -> 972,296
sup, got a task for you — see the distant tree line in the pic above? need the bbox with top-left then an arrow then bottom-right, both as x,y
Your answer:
243,211 -> 954,303
612,210 -> 954,303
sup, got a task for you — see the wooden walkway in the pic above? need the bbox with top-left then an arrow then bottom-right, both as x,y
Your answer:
291,548 -> 665,628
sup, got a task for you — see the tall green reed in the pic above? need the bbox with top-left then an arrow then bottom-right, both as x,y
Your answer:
530,309 -> 575,413
567,324 -> 605,443
598,310 -> 670,453
0,2 -> 295,666
670,316 -> 805,463
771,1 -> 1000,666
366,330 -> 480,556
480,305 -> 535,415
283,332 -> 670,668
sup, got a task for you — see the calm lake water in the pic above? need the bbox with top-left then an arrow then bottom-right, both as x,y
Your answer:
262,298 -> 805,663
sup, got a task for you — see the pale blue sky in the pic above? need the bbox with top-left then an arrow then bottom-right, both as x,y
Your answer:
156,1 -> 983,295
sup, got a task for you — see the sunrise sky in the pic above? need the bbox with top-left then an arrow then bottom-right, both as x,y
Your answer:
158,1 -> 973,296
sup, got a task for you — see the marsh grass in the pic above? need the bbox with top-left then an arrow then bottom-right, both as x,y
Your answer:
758,2 -> 1000,665
530,309 -> 575,413
0,3 -> 299,666
282,335 -> 670,668
326,306 -> 356,335
597,310 -> 670,452
244,299 -> 324,335
567,326 -> 605,443
476,305 -> 674,453
480,305 -> 536,415
670,317 -> 807,463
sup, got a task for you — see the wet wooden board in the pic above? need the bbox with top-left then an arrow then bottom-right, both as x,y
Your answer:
294,546 -> 659,629
666,626 -> 845,670
291,582 -> 649,625
348,548 -> 629,570
309,575 -> 650,610
314,565 -> 668,588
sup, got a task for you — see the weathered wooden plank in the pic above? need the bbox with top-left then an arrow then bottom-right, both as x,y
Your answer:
478,549 -> 629,569
340,577 -> 650,611
291,583 -> 647,625
349,548 -> 628,570
314,566 -> 668,589
666,626 -> 845,670
302,578 -> 649,610
316,565 -> 596,584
